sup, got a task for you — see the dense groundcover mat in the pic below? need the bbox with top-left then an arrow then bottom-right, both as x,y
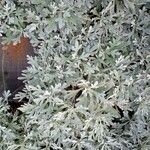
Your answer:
0,0 -> 150,149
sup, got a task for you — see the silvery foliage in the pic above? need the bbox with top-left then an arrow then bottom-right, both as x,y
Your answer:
0,0 -> 150,149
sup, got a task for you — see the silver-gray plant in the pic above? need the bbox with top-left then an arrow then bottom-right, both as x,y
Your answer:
0,0 -> 150,149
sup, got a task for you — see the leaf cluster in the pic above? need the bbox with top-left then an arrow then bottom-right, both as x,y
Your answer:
0,0 -> 150,149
